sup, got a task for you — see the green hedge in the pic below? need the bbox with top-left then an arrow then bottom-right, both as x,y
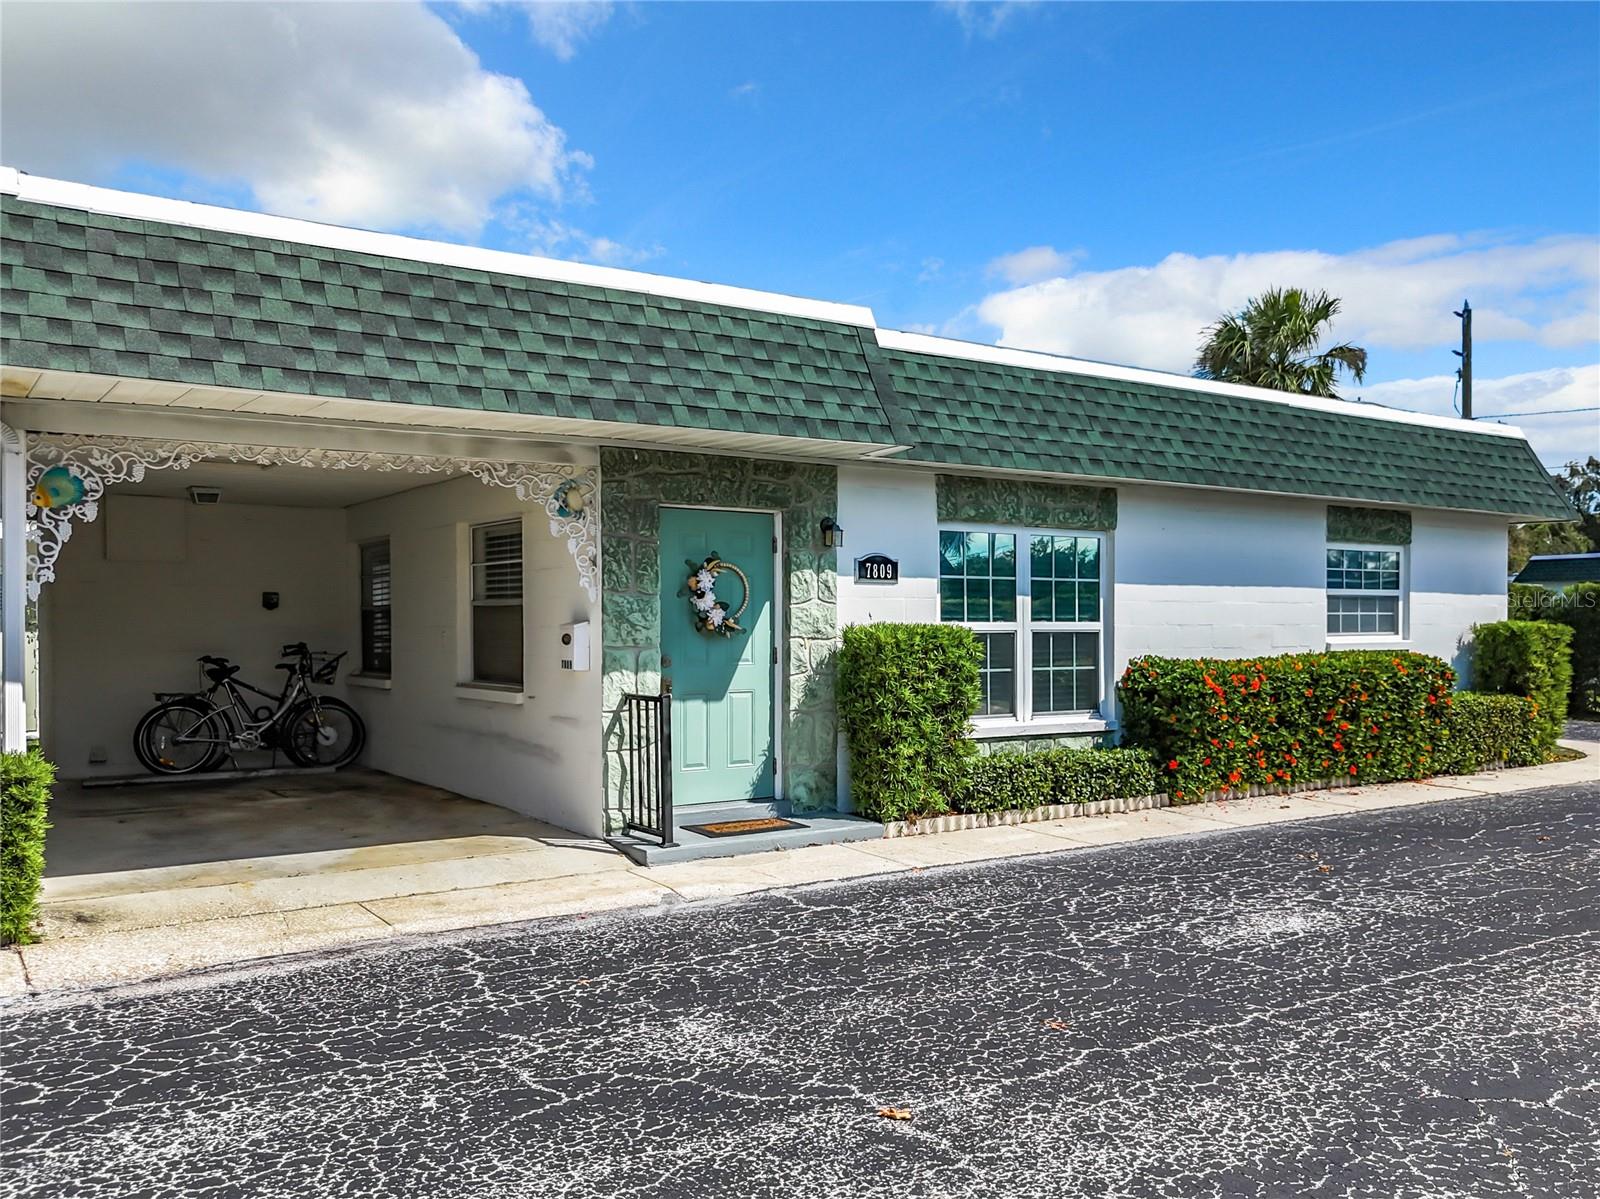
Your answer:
1473,620 -> 1572,749
957,746 -> 1158,815
2,750 -> 54,945
1437,692 -> 1542,773
839,623 -> 982,822
1119,650 -> 1456,803
1511,583 -> 1600,717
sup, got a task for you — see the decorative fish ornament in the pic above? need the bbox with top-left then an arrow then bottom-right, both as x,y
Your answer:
32,466 -> 86,510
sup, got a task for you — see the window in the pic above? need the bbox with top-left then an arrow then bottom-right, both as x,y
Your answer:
359,539 -> 392,677
470,520 -> 523,686
1326,545 -> 1403,637
939,527 -> 1105,721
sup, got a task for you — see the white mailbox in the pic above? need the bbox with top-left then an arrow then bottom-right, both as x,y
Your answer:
560,621 -> 591,671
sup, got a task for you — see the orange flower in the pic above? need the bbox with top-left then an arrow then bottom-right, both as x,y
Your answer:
1228,770 -> 1242,783
1167,759 -> 1179,771
1349,765 -> 1359,776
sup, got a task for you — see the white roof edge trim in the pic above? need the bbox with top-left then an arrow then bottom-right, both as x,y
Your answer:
875,328 -> 1529,441
0,169 -> 878,330
1523,553 -> 1599,562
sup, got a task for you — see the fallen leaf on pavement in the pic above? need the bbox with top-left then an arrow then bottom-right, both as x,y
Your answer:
876,1107 -> 913,1121
1537,835 -> 1552,842
1317,865 -> 1333,873
1043,1019 -> 1072,1031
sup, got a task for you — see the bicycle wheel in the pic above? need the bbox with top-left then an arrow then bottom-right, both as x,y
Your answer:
282,698 -> 365,768
134,699 -> 228,775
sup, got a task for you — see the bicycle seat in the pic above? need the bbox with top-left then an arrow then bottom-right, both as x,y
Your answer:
204,662 -> 240,682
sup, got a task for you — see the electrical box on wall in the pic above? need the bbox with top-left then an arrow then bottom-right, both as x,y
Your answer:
560,621 -> 591,671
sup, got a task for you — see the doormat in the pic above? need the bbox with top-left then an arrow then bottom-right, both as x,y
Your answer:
681,816 -> 808,838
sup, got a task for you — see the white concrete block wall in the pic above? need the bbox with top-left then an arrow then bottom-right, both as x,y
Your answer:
832,473 -> 1513,690
42,496 -> 357,778
344,473 -> 603,835
1111,485 -> 1328,671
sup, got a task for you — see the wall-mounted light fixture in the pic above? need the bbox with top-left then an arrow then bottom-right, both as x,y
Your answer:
820,516 -> 844,548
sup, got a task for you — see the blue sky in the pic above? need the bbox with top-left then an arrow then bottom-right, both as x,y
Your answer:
2,1 -> 1596,461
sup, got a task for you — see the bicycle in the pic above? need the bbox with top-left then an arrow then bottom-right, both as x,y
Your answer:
133,642 -> 366,775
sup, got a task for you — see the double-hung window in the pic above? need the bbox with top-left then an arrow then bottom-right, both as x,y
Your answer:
358,539 -> 392,677
938,527 -> 1105,722
470,520 -> 524,687
1326,545 -> 1404,637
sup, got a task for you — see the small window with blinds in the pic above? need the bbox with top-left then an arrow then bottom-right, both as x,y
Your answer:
471,520 -> 523,687
359,539 -> 392,677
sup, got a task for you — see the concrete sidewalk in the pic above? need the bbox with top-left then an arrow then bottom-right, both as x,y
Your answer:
4,741 -> 1594,1000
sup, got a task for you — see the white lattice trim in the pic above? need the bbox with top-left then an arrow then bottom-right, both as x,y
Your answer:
24,433 -> 599,601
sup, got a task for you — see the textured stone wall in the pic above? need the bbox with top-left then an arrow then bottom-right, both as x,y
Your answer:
599,448 -> 838,825
936,475 -> 1118,529
1327,505 -> 1412,545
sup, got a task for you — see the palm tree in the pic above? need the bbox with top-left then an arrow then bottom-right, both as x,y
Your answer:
1195,287 -> 1367,398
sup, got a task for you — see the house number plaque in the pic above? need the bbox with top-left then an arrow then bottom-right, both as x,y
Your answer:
855,554 -> 899,583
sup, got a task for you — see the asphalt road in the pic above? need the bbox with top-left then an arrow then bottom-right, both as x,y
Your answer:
4,784 -> 1598,1199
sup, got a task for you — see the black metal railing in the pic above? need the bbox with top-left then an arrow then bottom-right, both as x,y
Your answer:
621,692 -> 674,846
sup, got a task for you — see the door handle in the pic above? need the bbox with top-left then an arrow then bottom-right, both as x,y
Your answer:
661,677 -> 673,695
661,655 -> 672,668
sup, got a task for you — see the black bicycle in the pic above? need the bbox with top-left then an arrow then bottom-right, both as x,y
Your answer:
133,643 -> 366,775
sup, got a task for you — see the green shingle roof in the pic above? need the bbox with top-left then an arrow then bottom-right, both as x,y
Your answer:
1515,554 -> 1600,585
0,191 -> 1573,520
877,348 -> 1573,519
0,197 -> 895,445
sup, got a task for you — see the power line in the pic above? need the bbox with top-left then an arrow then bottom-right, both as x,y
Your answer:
1473,406 -> 1600,419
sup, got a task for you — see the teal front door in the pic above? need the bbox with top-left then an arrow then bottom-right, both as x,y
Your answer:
659,507 -> 777,806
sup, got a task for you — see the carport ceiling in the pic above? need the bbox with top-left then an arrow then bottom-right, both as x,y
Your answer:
108,459 -> 456,508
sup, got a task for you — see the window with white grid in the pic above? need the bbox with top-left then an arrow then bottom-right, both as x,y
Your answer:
470,520 -> 523,686
939,526 -> 1105,721
1326,544 -> 1404,637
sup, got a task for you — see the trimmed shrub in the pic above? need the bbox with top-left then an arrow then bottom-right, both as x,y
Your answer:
1539,583 -> 1600,717
1436,692 -> 1541,774
839,623 -> 982,822
1473,620 -> 1573,749
1119,650 -> 1457,803
957,746 -> 1158,815
2,750 -> 54,945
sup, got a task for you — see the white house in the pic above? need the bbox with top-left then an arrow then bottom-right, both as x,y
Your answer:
0,170 -> 1571,858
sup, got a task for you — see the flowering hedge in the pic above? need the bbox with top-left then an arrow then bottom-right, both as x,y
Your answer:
1118,650 -> 1457,803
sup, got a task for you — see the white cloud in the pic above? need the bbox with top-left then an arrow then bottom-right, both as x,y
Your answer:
918,257 -> 945,283
985,245 -> 1080,286
939,1 -> 1039,38
976,233 -> 1599,373
1354,364 -> 1599,470
510,1 -> 615,61
505,208 -> 662,268
0,2 -> 592,236
730,81 -> 761,100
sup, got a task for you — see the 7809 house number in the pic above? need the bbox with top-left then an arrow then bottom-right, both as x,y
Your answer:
855,554 -> 899,583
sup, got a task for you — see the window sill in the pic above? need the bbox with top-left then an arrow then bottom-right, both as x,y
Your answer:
347,674 -> 393,691
1325,636 -> 1410,647
971,715 -> 1116,740
454,683 -> 526,705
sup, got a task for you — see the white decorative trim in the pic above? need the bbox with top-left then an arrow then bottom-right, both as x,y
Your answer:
1,170 -> 876,329
23,433 -> 600,602
883,792 -> 1171,837
874,328 -> 1528,441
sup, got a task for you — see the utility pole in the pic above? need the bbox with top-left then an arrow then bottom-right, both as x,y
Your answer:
1453,300 -> 1472,419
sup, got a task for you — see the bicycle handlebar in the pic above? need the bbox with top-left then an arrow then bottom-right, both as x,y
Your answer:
280,642 -> 309,658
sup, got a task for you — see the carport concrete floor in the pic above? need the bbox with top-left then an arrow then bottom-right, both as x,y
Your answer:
23,769 -> 634,988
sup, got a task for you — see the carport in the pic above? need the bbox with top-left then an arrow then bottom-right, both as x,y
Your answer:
3,403 -> 608,843
38,768 -> 624,943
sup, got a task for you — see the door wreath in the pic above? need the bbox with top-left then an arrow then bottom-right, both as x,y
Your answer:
683,553 -> 750,637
